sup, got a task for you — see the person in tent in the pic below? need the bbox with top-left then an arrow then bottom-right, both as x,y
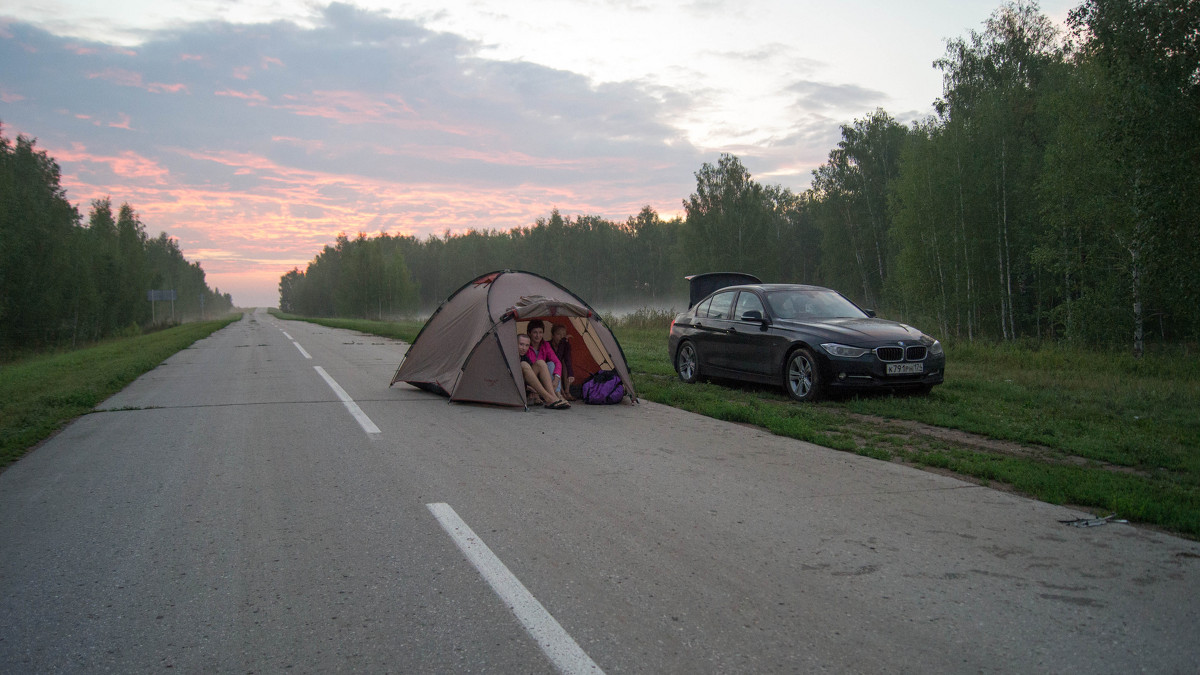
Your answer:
549,323 -> 575,400
519,333 -> 570,409
525,319 -> 564,393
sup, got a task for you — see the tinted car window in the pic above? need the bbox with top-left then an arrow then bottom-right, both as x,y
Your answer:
694,297 -> 713,318
707,291 -> 736,320
734,291 -> 765,320
766,289 -> 867,319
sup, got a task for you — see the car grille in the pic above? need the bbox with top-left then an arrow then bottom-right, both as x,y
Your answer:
875,345 -> 927,362
875,347 -> 902,361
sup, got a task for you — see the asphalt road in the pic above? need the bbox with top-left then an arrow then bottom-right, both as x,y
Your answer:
2,309 -> 1198,673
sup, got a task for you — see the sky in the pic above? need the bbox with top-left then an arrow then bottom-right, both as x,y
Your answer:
0,0 -> 1076,307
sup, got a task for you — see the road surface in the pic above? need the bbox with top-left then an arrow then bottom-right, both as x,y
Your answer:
2,309 -> 1198,673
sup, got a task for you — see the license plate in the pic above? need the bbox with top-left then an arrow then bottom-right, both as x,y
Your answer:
887,362 -> 924,375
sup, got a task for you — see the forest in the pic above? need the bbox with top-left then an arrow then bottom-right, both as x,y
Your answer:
279,0 -> 1198,355
0,130 -> 234,358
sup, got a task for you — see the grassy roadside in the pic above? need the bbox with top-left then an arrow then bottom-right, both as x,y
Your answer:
621,324 -> 1200,538
0,315 -> 242,471
275,310 -> 1200,538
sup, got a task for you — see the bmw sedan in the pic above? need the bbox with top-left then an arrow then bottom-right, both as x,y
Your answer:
668,281 -> 944,401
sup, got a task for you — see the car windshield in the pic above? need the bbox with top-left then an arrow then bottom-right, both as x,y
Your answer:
766,289 -> 868,320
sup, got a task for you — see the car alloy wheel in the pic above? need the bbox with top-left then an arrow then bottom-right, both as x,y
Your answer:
785,348 -> 821,401
676,342 -> 700,384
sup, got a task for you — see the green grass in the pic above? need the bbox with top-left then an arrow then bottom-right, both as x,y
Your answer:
627,324 -> 1200,537
0,315 -> 241,470
844,342 -> 1200,472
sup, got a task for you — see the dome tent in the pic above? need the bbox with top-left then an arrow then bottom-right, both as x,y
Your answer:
390,270 -> 637,409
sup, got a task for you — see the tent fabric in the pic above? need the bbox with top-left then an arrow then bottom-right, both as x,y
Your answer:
390,270 -> 637,408
509,295 -> 591,319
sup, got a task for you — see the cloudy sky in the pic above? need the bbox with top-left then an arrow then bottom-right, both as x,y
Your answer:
1,0 -> 1074,307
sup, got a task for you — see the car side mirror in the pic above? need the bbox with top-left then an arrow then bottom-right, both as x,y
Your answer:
742,310 -> 770,326
865,309 -> 877,318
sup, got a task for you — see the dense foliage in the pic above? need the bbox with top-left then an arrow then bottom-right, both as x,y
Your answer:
282,0 -> 1197,355
279,207 -> 688,316
0,127 -> 234,358
888,0 -> 1200,353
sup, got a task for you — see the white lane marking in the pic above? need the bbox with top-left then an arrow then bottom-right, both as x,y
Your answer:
426,503 -> 604,675
313,366 -> 381,434
282,331 -> 293,340
293,341 -> 312,359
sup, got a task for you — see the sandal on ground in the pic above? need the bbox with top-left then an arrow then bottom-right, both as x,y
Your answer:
546,400 -> 570,409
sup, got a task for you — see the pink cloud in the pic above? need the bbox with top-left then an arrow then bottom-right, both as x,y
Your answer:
215,88 -> 269,104
149,82 -> 189,94
414,145 -> 587,170
1,88 -> 27,103
228,56 -> 284,81
64,43 -> 98,56
52,143 -> 169,182
271,136 -> 326,152
68,111 -> 133,129
86,68 -> 190,94
42,142 -> 682,307
277,90 -> 419,125
87,67 -> 142,87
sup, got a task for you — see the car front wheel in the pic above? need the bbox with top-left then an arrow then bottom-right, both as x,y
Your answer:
676,341 -> 700,384
784,348 -> 821,401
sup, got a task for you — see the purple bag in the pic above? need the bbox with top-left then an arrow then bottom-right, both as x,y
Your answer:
581,370 -> 624,405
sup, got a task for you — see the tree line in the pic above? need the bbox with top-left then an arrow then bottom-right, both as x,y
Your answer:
281,0 -> 1197,354
0,128 -> 234,357
278,208 -> 686,318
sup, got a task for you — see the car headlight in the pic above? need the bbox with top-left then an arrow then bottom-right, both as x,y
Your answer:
821,343 -> 870,358
928,339 -> 943,356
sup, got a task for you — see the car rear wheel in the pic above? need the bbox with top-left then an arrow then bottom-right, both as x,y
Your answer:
784,348 -> 821,402
676,341 -> 700,384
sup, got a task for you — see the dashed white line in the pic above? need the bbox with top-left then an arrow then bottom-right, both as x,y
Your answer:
314,366 -> 381,434
426,502 -> 604,675
292,341 -> 312,359
281,331 -> 293,340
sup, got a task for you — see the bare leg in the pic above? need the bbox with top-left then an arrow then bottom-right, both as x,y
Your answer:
521,362 -> 556,403
534,360 -> 560,400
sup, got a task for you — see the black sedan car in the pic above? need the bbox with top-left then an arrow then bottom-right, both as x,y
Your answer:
668,277 -> 944,401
